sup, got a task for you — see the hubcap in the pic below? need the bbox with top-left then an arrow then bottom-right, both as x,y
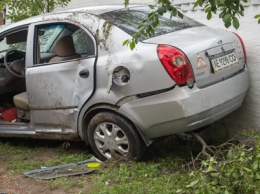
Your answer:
94,122 -> 129,159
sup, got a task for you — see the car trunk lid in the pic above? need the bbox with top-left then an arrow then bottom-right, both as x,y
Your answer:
143,26 -> 246,88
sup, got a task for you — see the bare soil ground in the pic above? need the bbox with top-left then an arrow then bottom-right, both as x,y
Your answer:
0,148 -> 64,194
0,138 -> 88,194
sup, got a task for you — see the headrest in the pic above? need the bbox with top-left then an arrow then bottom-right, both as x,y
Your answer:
55,35 -> 76,57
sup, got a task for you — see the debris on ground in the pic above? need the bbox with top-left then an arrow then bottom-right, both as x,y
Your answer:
24,157 -> 102,180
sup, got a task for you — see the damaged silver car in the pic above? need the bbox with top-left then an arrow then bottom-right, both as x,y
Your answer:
0,5 -> 249,161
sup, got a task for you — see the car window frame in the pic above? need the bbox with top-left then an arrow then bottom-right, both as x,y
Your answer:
0,25 -> 29,64
27,21 -> 96,68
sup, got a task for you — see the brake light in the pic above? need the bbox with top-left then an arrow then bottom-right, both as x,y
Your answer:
233,33 -> 247,63
157,45 -> 194,86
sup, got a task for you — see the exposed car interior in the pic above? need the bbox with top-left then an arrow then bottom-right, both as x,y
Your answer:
0,30 -> 27,93
49,35 -> 81,62
0,30 -> 27,122
0,23 -> 95,123
37,24 -> 95,64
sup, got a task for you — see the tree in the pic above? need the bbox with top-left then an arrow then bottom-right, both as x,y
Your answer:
123,0 -> 260,49
0,0 -> 70,22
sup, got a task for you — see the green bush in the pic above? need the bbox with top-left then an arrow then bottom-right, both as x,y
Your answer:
177,130 -> 260,194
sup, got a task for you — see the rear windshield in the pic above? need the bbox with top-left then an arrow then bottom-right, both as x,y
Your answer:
99,9 -> 203,40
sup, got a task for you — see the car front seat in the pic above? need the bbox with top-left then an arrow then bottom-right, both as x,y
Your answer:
13,92 -> 30,120
49,35 -> 81,63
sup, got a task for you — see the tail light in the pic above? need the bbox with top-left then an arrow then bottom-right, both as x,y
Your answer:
233,33 -> 247,63
157,45 -> 194,86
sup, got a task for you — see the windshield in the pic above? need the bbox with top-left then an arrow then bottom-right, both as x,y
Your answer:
99,9 -> 203,40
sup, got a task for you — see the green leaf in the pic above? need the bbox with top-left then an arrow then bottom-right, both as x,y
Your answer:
178,11 -> 183,18
219,0 -> 225,4
150,28 -> 155,35
186,180 -> 199,188
253,161 -> 259,170
176,189 -> 183,193
210,180 -> 218,185
170,9 -> 177,18
198,0 -> 204,6
158,7 -> 165,15
237,10 -> 244,16
255,14 -> 260,19
219,11 -> 225,19
130,41 -> 136,50
193,1 -> 200,8
210,172 -> 220,178
122,39 -> 129,46
223,13 -> 231,23
205,6 -> 211,12
207,11 -> 212,20
232,17 -> 240,29
134,36 -> 139,44
210,157 -> 216,162
207,165 -> 215,172
243,167 -> 251,172
224,189 -> 230,194
211,5 -> 217,13
239,4 -> 245,12
223,13 -> 231,28
148,12 -> 154,17
124,0 -> 129,7
256,173 -> 260,179
148,4 -> 155,9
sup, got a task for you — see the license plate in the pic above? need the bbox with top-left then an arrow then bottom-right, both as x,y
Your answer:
211,52 -> 239,73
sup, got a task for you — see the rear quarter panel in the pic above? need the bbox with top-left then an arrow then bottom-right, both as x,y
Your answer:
78,20 -> 175,138
86,20 -> 174,104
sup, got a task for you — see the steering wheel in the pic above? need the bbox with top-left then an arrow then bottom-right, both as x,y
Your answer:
4,50 -> 26,78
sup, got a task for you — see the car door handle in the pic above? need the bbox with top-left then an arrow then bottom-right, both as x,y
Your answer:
79,69 -> 89,78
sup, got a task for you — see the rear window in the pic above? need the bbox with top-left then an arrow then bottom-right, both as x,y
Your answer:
99,9 -> 203,40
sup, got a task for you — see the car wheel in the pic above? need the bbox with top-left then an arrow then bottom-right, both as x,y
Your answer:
87,112 -> 145,161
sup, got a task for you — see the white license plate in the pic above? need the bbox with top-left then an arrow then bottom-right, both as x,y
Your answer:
211,52 -> 239,72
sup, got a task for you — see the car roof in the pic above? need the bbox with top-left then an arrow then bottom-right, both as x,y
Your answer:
0,5 -> 146,33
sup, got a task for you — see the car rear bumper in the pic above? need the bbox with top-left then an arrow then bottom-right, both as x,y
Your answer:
118,68 -> 249,139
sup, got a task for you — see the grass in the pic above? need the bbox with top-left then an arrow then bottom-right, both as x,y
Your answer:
87,162 -> 189,194
86,136 -> 201,194
0,135 -> 208,193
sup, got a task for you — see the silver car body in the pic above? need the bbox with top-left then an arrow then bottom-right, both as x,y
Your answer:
0,5 -> 249,147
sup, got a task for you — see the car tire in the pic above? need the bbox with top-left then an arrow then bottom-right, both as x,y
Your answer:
87,111 -> 145,161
